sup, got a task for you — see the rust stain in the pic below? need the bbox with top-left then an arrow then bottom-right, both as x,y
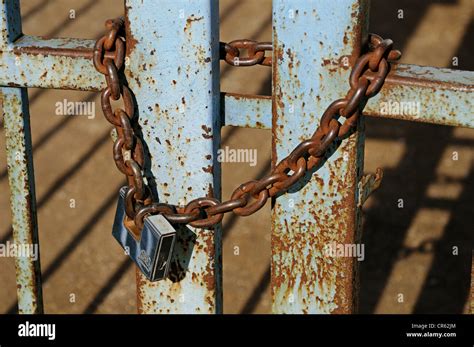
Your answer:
201,124 -> 212,139
272,32 -> 284,170
202,165 -> 213,173
136,268 -> 146,313
186,15 -> 204,24
124,5 -> 138,56
201,233 -> 216,292
207,183 -> 214,198
184,15 -> 204,33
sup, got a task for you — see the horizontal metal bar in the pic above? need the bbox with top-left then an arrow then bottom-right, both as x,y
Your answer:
365,64 -> 474,128
221,92 -> 271,129
13,35 -> 117,59
0,35 -> 105,91
1,35 -> 472,131
221,65 -> 474,130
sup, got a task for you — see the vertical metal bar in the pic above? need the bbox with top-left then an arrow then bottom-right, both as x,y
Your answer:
125,0 -> 222,313
271,0 -> 368,313
0,0 -> 42,315
0,0 -> 22,49
1,87 -> 43,314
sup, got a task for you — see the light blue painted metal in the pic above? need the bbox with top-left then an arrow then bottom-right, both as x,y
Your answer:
0,0 -> 21,49
221,93 -> 271,129
221,64 -> 474,130
124,0 -> 222,314
271,0 -> 368,313
0,0 -> 471,317
1,87 -> 43,314
0,0 -> 43,315
2,42 -> 473,127
0,36 -> 107,91
3,46 -> 473,128
0,1 -> 102,91
364,64 -> 474,128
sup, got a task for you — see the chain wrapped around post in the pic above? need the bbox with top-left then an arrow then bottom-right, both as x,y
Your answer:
94,18 -> 401,230
94,17 -> 150,226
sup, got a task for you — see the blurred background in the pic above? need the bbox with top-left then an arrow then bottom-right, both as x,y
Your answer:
0,0 -> 472,314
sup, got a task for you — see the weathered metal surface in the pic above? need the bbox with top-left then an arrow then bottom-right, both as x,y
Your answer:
199,32 -> 400,227
221,92 -> 271,129
357,168 -> 383,208
271,0 -> 368,313
222,64 -> 474,130
1,4 -> 471,129
125,0 -> 222,313
0,36 -> 106,91
14,36 -> 118,60
365,64 -> 474,128
0,0 -> 104,91
0,0 -> 22,49
0,0 -> 470,317
1,87 -> 43,314
0,1 -> 104,90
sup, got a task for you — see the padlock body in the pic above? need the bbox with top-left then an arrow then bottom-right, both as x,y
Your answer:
112,187 -> 176,281
140,214 -> 176,280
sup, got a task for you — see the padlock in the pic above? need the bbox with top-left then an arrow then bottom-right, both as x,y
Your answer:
112,187 -> 176,281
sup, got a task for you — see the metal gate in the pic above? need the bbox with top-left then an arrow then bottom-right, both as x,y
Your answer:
0,0 -> 473,314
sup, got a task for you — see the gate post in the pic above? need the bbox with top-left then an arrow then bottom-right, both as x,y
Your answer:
272,0 -> 369,313
1,0 -> 43,314
124,0 -> 222,313
1,87 -> 43,314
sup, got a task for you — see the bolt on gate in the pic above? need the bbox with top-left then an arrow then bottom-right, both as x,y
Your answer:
0,0 -> 473,314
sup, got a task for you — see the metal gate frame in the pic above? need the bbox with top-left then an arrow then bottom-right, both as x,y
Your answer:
0,0 -> 472,314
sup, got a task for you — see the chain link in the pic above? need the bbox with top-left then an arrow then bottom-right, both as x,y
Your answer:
95,19 -> 401,230
220,40 -> 272,67
94,17 -> 149,220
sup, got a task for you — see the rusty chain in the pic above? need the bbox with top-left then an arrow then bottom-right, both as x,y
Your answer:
94,18 -> 401,230
220,40 -> 272,66
94,17 -> 150,228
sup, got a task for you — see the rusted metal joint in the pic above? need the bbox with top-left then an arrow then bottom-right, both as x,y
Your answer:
357,167 -> 384,207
